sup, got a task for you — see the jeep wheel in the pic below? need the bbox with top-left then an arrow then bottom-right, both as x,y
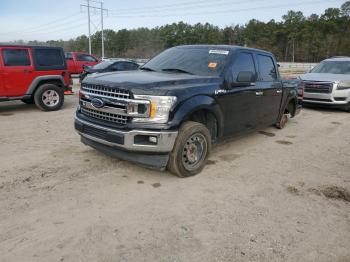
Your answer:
168,121 -> 211,177
34,84 -> 64,111
21,97 -> 34,104
275,113 -> 288,129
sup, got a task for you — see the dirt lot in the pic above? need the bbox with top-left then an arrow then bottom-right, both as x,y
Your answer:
0,81 -> 349,262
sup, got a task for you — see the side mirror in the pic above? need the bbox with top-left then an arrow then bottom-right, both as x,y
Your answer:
231,71 -> 256,87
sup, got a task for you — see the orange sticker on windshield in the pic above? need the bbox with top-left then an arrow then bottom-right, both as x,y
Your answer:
208,62 -> 217,68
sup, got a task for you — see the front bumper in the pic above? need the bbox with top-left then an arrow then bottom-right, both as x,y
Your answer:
74,115 -> 178,153
303,88 -> 350,106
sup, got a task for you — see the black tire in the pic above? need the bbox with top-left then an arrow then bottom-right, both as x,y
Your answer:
275,113 -> 288,129
21,97 -> 34,104
34,84 -> 64,111
168,121 -> 211,177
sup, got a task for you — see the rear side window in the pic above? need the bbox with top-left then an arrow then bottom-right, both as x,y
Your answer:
126,62 -> 139,70
35,49 -> 64,67
2,49 -> 31,66
77,54 -> 97,62
110,62 -> 125,71
231,53 -> 256,81
111,62 -> 139,71
65,52 -> 73,59
257,55 -> 277,81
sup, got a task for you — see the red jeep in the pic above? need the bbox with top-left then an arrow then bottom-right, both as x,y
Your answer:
0,45 -> 71,111
65,52 -> 99,75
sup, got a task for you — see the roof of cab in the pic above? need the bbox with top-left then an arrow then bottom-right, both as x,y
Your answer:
0,44 -> 62,49
174,44 -> 273,55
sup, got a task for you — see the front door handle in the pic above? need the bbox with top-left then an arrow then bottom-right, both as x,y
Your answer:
256,91 -> 264,96
23,69 -> 32,73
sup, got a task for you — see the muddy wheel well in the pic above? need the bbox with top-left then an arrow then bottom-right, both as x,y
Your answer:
31,80 -> 64,97
186,110 -> 218,141
285,99 -> 296,116
37,79 -> 63,88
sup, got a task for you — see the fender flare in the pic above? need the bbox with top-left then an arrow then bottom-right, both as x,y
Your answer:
279,89 -> 298,119
170,95 -> 224,137
25,75 -> 65,95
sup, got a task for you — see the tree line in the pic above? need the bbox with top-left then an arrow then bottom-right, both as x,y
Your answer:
8,1 -> 350,62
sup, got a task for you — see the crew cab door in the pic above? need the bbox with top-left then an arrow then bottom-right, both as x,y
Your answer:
216,52 -> 260,135
255,54 -> 283,126
1,47 -> 34,97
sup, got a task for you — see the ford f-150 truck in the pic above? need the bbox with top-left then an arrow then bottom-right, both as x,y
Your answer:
75,45 -> 301,177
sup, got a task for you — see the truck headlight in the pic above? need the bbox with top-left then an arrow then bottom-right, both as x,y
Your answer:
132,95 -> 177,123
337,82 -> 350,90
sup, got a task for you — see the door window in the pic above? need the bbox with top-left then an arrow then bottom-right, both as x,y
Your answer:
65,52 -> 73,60
76,54 -> 97,62
2,49 -> 31,66
257,55 -> 277,81
231,53 -> 256,81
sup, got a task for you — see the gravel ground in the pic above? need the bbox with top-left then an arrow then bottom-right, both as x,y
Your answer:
0,82 -> 349,262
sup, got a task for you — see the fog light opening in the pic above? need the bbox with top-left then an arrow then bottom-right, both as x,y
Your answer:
149,136 -> 158,144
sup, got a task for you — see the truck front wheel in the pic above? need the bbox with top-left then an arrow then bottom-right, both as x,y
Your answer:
168,121 -> 211,177
34,84 -> 64,111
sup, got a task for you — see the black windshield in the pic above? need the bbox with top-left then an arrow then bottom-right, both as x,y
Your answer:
311,61 -> 350,74
143,47 -> 230,76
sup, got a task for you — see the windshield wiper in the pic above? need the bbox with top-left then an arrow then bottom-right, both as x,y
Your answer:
140,66 -> 155,72
162,68 -> 193,75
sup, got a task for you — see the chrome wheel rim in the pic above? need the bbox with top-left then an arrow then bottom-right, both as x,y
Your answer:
42,90 -> 60,107
182,133 -> 207,171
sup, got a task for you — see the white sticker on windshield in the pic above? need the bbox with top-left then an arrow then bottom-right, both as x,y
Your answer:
209,50 -> 229,55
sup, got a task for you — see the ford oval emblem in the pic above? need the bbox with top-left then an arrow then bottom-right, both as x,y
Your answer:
91,98 -> 105,108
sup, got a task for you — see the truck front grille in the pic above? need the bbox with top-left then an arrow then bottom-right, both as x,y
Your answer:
81,107 -> 128,125
81,84 -> 130,99
304,82 -> 333,94
80,84 -> 133,125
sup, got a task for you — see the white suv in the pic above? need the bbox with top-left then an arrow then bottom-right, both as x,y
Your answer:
300,57 -> 350,112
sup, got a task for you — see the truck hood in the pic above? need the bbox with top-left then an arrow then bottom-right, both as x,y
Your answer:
300,73 -> 350,82
82,70 -> 221,96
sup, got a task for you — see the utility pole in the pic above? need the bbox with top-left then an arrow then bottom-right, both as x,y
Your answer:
100,2 -> 104,58
292,38 -> 295,63
87,0 -> 91,54
81,0 -> 108,56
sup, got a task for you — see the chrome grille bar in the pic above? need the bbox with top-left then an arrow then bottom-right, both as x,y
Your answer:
81,84 -> 130,99
81,107 -> 128,124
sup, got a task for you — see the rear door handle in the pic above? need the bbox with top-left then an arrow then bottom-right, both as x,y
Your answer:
255,91 -> 264,96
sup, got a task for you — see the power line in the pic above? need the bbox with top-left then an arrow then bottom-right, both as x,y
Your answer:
108,0 -> 343,18
109,0 -> 243,13
81,0 -> 108,55
108,0 -> 262,15
0,12 -> 82,35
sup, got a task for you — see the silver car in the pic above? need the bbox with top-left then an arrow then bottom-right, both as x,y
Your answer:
300,57 -> 350,112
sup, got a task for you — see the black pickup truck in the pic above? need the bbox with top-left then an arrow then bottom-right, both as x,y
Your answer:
75,45 -> 301,177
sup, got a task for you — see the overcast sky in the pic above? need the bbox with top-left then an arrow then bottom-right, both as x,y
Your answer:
0,0 -> 345,42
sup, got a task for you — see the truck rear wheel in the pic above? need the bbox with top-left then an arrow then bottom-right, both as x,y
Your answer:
275,113 -> 288,129
168,121 -> 211,177
34,84 -> 64,111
